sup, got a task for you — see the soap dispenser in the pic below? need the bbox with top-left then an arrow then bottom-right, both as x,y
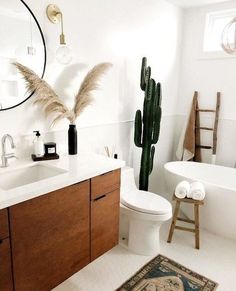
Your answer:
33,131 -> 44,157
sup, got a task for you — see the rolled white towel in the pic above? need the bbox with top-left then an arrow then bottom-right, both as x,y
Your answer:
186,187 -> 192,198
190,181 -> 206,201
175,181 -> 191,199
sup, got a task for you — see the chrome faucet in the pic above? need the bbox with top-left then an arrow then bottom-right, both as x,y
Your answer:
1,134 -> 16,167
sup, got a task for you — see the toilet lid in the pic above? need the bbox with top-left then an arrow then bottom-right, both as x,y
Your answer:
121,190 -> 172,215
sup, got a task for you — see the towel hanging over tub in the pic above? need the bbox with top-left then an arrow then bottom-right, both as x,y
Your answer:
176,92 -> 201,161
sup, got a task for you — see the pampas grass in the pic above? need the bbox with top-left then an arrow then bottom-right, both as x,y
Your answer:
14,62 -> 112,126
74,63 -> 112,119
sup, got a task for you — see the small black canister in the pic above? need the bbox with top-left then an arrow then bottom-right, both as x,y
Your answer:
44,142 -> 57,156
68,124 -> 77,155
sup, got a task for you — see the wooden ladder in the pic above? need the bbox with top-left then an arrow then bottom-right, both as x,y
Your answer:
194,91 -> 221,162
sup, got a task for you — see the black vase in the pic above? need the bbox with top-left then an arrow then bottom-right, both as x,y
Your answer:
68,124 -> 77,155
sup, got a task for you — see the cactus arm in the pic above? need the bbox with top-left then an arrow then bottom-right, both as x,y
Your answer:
156,82 -> 162,106
140,57 -> 152,91
140,57 -> 147,91
149,146 -> 155,175
134,110 -> 143,147
145,66 -> 151,85
146,78 -> 155,101
143,79 -> 155,137
152,107 -> 162,144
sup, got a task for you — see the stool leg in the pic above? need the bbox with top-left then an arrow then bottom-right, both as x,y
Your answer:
167,201 -> 180,243
194,204 -> 200,249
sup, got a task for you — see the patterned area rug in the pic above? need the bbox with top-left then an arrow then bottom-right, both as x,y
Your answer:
116,255 -> 218,291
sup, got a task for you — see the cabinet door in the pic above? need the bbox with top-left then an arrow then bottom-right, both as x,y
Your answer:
0,238 -> 13,291
91,189 -> 120,261
9,181 -> 90,291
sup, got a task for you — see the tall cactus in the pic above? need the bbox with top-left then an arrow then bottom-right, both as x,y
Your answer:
134,57 -> 162,191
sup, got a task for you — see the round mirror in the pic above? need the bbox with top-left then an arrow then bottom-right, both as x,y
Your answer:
0,0 -> 46,111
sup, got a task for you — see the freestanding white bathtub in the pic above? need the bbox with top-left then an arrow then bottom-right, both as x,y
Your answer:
164,161 -> 236,241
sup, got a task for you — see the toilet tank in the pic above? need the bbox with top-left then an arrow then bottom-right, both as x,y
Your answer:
121,167 -> 137,194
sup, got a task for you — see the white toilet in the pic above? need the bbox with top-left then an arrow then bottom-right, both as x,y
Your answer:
120,167 -> 172,256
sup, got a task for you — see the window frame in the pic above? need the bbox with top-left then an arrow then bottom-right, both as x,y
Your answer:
199,8 -> 236,60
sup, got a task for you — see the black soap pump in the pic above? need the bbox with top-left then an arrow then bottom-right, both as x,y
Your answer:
33,131 -> 44,157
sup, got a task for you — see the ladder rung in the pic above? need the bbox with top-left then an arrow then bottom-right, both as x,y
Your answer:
175,226 -> 195,233
196,127 -> 214,131
196,109 -> 216,113
196,145 -> 213,149
177,217 -> 195,224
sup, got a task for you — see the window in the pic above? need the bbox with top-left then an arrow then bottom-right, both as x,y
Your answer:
203,9 -> 236,53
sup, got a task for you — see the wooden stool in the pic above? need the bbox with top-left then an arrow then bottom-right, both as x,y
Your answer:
167,195 -> 204,249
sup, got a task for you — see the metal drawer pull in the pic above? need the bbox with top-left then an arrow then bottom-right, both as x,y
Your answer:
94,195 -> 106,201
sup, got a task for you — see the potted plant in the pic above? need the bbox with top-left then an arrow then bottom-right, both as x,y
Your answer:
15,62 -> 112,155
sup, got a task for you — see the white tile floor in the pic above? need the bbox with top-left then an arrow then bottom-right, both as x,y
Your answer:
54,223 -> 236,291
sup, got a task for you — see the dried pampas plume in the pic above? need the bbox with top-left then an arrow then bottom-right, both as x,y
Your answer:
14,62 -> 112,126
74,63 -> 112,118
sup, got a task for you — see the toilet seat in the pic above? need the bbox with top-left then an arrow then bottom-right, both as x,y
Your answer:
121,190 -> 172,216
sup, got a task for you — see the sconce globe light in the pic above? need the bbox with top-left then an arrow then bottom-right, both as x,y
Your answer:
222,16 -> 236,54
46,4 -> 72,65
56,45 -> 72,65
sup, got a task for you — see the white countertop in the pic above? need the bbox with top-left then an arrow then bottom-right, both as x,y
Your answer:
0,153 -> 125,210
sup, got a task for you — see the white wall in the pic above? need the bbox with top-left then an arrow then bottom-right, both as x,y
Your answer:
0,0 -> 183,194
177,1 -> 236,167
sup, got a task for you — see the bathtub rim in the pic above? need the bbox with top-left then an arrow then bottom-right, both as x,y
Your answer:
164,161 -> 236,193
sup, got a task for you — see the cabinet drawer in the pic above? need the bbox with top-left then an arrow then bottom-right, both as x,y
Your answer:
91,169 -> 120,200
0,238 -> 13,291
91,189 -> 120,261
0,209 -> 9,240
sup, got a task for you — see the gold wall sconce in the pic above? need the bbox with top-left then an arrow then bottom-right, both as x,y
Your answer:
46,4 -> 72,64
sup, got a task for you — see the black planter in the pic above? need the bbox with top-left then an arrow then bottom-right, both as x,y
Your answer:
68,124 -> 77,155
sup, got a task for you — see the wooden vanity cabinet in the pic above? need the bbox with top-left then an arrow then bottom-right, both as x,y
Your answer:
9,181 -> 90,291
0,168 -> 121,291
91,169 -> 120,261
0,209 -> 13,291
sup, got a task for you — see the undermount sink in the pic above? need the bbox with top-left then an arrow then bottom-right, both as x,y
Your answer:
0,164 -> 67,191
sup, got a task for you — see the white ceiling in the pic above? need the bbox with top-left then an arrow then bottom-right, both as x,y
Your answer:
167,0 -> 233,8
